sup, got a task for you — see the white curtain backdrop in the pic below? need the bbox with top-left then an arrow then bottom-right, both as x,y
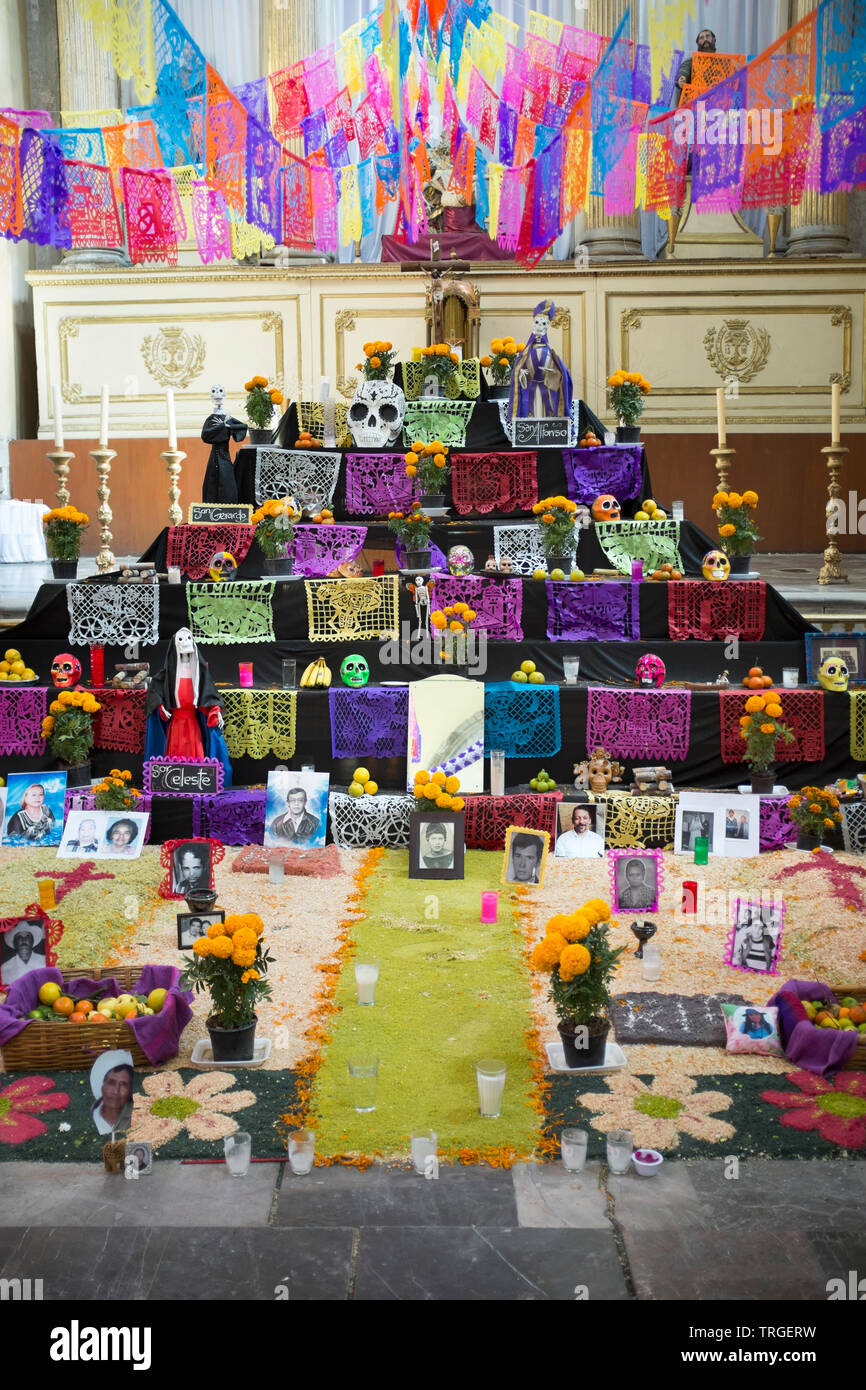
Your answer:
173,0 -> 262,89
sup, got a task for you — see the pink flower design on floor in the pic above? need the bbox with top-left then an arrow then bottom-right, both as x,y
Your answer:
127,1071 -> 256,1149
0,1076 -> 69,1144
762,1070 -> 866,1149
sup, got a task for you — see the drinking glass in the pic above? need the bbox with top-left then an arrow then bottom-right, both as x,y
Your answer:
288,1129 -> 315,1175
671,500 -> 685,522
224,1132 -> 251,1177
372,559 -> 385,577
560,1127 -> 588,1173
562,655 -> 580,685
268,857 -> 285,885
604,431 -> 616,446
354,959 -> 379,1006
281,659 -> 297,688
606,1129 -> 633,1174
641,943 -> 661,982
476,1058 -> 507,1117
348,1056 -> 379,1112
782,668 -> 799,689
410,1130 -> 437,1175
490,749 -> 506,797
37,879 -> 56,910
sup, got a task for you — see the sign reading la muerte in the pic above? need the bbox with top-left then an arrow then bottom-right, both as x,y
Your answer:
143,758 -> 224,796
188,504 -> 253,525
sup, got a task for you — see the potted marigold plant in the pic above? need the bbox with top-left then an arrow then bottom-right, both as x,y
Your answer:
480,335 -> 525,399
43,505 -> 89,579
251,496 -> 302,576
607,369 -> 651,442
93,768 -> 142,811
405,439 -> 449,507
416,342 -> 460,394
740,689 -> 795,794
532,899 -> 625,1068
244,375 -> 284,444
41,688 -> 101,787
181,912 -> 273,1062
355,339 -> 397,381
430,600 -> 477,671
532,495 -> 579,572
787,786 -> 843,851
387,502 -> 433,568
713,489 -> 760,575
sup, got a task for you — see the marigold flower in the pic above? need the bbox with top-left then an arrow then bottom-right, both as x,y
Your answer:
541,512 -> 555,524
209,935 -> 233,959
369,356 -> 381,369
241,970 -> 260,984
559,942 -> 591,981
727,492 -> 743,509
809,802 -> 821,813
232,949 -> 256,968
712,492 -> 729,508
824,817 -> 835,828
499,357 -> 509,366
760,722 -> 775,734
480,355 -> 492,367
233,927 -> 259,950
719,523 -> 736,538
414,770 -> 430,785
491,338 -> 503,352
765,703 -> 783,718
744,695 -> 766,713
207,921 -> 227,938
423,782 -> 439,800
405,464 -> 417,477
445,775 -> 460,793
450,796 -> 465,811
739,715 -> 751,728
193,937 -> 213,957
743,490 -> 758,507
435,793 -> 452,808
561,912 -> 591,942
432,770 -> 446,786
433,453 -> 446,468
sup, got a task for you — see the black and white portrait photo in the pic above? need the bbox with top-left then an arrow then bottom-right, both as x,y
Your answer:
727,900 -> 784,975
611,851 -> 661,913
409,812 -> 465,880
555,802 -> 606,859
177,911 -> 225,950
125,1140 -> 153,1176
264,770 -> 329,850
0,919 -> 46,985
501,827 -> 550,887
171,842 -> 211,896
420,820 -> 455,870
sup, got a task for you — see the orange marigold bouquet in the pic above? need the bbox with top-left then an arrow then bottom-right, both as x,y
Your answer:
531,899 -> 624,1031
181,913 -> 272,1029
405,439 -> 449,493
480,335 -> 525,385
416,342 -> 460,387
607,369 -> 651,428
412,768 -> 465,813
740,690 -> 794,776
94,768 -> 142,811
712,489 -> 760,558
41,688 -> 101,767
787,786 -> 842,840
251,496 -> 302,557
244,375 -> 284,429
356,340 -> 396,380
43,506 -> 89,561
531,495 -> 578,558
387,501 -> 433,547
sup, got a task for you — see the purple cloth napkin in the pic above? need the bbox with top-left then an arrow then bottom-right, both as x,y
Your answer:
0,965 -> 193,1066
767,978 -> 859,1076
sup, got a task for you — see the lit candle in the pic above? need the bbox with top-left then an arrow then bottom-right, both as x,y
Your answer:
715,387 -> 727,448
319,376 -> 330,401
831,381 -> 841,444
412,347 -> 422,362
166,388 -> 177,451
99,384 -> 109,448
52,385 -> 64,449
480,890 -> 498,924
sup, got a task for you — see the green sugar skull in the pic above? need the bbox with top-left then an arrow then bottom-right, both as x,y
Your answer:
340,653 -> 370,687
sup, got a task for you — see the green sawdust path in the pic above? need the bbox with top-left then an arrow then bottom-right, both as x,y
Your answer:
310,850 -> 539,1160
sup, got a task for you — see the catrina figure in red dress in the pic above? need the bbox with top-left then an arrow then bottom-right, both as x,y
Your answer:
144,628 -> 232,783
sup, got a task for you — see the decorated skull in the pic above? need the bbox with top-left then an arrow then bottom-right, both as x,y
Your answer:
448,545 -> 475,577
636,653 -> 666,688
340,653 -> 370,687
702,549 -> 730,581
347,379 -> 406,449
484,555 -> 498,572
208,550 -> 238,582
592,494 -> 620,522
818,654 -> 850,692
498,556 -> 515,574
50,652 -> 82,689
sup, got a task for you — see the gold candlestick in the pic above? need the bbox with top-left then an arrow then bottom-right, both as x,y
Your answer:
710,445 -> 736,496
162,448 -> 186,527
89,447 -> 116,572
47,448 -> 75,508
818,442 -> 849,585
767,213 -> 782,258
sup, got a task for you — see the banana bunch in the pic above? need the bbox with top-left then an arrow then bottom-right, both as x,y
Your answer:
300,657 -> 332,688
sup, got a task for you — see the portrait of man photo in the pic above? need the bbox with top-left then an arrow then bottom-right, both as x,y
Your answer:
616,856 -> 658,911
0,920 -> 46,984
505,831 -> 547,885
172,844 -> 209,895
732,902 -> 781,974
555,804 -> 605,859
269,786 -> 321,845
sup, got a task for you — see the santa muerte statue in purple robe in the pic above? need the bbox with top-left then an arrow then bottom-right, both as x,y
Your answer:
508,299 -> 573,420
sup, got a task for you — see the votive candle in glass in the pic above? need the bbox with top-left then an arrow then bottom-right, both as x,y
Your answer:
782,668 -> 799,689
481,890 -> 498,924
288,1129 -> 315,1175
238,661 -> 254,688
489,749 -> 505,797
672,500 -> 685,522
410,1130 -> 437,1175
641,944 -> 661,982
560,1127 -> 588,1172
631,560 -> 643,582
694,835 -> 709,866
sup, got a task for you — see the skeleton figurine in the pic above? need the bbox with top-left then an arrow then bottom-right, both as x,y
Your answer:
201,383 -> 247,504
573,747 -> 626,794
408,574 -> 433,639
347,379 -> 406,449
144,627 -> 231,784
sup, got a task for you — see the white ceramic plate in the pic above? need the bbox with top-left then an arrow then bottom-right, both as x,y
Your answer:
191,1037 -> 272,1069
544,1040 -> 627,1075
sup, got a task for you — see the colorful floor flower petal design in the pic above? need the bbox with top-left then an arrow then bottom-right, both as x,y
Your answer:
762,1070 -> 866,1150
0,1076 -> 69,1143
127,1071 -> 257,1149
579,1072 -> 735,1150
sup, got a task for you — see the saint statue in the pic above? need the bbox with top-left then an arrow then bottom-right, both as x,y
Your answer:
508,299 -> 573,420
201,383 -> 247,503
144,627 -> 232,784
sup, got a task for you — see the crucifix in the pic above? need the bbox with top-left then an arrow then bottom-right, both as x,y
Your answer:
400,254 -> 472,349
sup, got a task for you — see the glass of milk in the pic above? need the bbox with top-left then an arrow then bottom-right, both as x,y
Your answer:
224,1132 -> 251,1177
354,959 -> 379,1006
476,1058 -> 507,1117
288,1129 -> 315,1176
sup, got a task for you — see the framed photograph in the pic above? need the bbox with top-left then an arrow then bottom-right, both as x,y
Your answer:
58,808 -> 106,859
264,769 -> 329,850
805,632 -> 866,685
177,910 -> 225,950
726,897 -> 785,975
89,1049 -> 135,1136
0,910 -> 56,987
719,796 -> 760,859
501,826 -> 551,887
609,848 -> 663,914
409,811 -> 465,880
125,1140 -> 153,1177
555,801 -> 607,858
2,772 -> 67,847
675,791 -> 727,857
158,837 -> 225,900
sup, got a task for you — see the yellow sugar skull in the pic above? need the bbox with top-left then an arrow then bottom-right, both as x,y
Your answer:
817,654 -> 849,692
702,549 -> 730,581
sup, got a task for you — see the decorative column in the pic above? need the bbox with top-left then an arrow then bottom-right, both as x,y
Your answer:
56,0 -> 130,266
577,0 -> 644,261
786,0 -> 849,257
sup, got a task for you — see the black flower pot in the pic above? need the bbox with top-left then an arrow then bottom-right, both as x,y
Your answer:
404,548 -> 432,569
796,829 -> 823,851
262,556 -> 293,576
558,1020 -> 610,1069
750,771 -> 775,795
207,1015 -> 257,1063
729,555 -> 752,576
615,426 -> 641,443
61,761 -> 91,788
421,494 -> 446,508
51,560 -> 78,580
547,555 -> 573,574
248,427 -> 272,445
487,384 -> 510,401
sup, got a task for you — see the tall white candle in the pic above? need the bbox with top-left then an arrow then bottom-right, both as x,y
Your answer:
166,388 -> 177,451
716,387 -> 727,448
99,384 -> 109,448
831,381 -> 841,444
319,376 -> 330,401
52,385 -> 64,449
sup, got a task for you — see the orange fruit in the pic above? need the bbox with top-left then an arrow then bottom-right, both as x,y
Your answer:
75,1000 -> 93,1016
761,675 -> 773,688
117,1002 -> 139,1020
747,667 -> 763,678
69,1012 -> 87,1023
53,996 -> 75,1016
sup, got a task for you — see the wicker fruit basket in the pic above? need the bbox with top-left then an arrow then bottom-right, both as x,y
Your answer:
830,985 -> 866,1072
1,966 -> 153,1072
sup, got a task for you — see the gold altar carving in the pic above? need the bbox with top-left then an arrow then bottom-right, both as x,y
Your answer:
703,320 -> 771,383
140,326 -> 207,388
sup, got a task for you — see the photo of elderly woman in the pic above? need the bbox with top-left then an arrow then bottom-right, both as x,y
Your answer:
103,817 -> 143,858
2,773 -> 67,847
89,1050 -> 135,1136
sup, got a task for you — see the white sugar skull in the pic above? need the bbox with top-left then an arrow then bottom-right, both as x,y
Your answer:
347,380 -> 406,449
